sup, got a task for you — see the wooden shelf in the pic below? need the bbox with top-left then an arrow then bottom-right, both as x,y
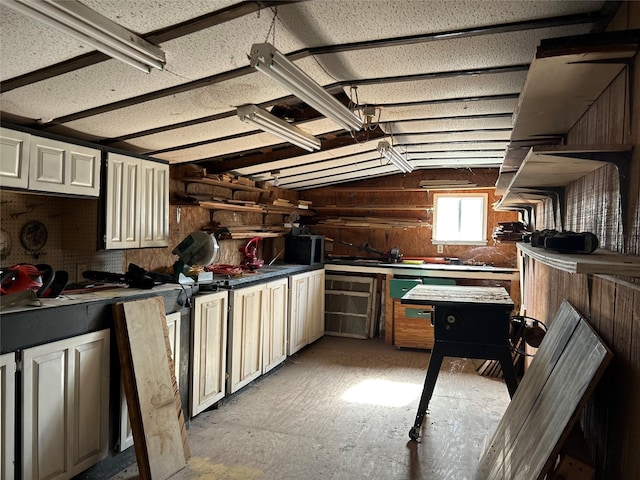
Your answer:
177,177 -> 267,193
495,145 -> 632,216
510,30 -> 639,143
517,242 -> 640,277
315,205 -> 431,212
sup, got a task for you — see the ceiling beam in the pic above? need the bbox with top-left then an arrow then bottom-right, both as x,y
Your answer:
198,126 -> 387,173
0,1 -> 292,93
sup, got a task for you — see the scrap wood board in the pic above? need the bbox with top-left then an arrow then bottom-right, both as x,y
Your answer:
475,300 -> 612,480
113,296 -> 189,480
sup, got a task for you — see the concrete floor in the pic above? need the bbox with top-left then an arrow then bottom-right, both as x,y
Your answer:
111,336 -> 510,480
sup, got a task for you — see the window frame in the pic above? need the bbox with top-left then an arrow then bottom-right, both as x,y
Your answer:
431,192 -> 489,246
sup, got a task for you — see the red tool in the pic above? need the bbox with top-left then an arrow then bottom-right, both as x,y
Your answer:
239,237 -> 264,269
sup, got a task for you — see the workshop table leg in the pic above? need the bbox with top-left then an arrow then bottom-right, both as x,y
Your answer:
409,345 -> 444,440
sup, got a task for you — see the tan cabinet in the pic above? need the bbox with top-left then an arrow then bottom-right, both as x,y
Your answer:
393,301 -> 435,349
1,352 -> 16,480
191,291 -> 228,417
288,269 -> 325,355
0,128 -> 100,196
105,152 -> 169,249
22,329 -> 110,480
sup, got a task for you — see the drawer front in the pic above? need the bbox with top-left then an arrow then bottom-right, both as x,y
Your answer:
389,279 -> 421,299
393,302 -> 434,349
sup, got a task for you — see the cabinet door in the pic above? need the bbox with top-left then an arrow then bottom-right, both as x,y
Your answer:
105,153 -> 140,249
191,291 -> 228,417
307,269 -> 326,344
139,161 -> 169,247
120,312 -> 181,451
0,127 -> 30,189
288,272 -> 310,355
263,278 -> 288,374
1,352 -> 16,480
29,137 -> 100,196
229,284 -> 265,394
22,330 -> 109,480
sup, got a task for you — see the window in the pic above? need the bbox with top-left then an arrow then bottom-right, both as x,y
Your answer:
432,193 -> 488,245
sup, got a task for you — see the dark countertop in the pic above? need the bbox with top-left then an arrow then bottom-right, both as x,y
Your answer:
207,262 -> 323,289
0,263 -> 324,353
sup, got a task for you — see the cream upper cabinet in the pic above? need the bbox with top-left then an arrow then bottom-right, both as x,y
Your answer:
140,160 -> 170,247
22,329 -> 110,480
29,136 -> 101,196
0,127 -> 31,189
0,128 -> 100,196
229,283 -> 265,394
191,291 -> 228,417
1,352 -> 16,480
106,152 -> 169,249
263,278 -> 288,374
288,269 -> 325,356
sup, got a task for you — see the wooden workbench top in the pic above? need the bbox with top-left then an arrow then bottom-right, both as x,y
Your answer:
401,285 -> 514,307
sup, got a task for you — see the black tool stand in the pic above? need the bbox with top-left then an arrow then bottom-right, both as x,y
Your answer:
401,285 -> 518,441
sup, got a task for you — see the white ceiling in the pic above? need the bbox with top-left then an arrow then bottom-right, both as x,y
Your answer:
0,0 -> 612,189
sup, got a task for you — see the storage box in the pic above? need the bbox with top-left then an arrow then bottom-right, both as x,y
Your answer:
284,234 -> 325,264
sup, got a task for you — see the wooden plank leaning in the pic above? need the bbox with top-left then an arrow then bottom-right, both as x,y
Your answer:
113,296 -> 189,480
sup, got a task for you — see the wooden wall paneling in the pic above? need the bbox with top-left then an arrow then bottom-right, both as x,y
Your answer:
609,285 -> 636,479
628,289 -> 640,480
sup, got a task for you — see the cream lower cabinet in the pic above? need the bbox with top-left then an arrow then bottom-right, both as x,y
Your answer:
120,311 -> 181,451
22,329 -> 110,480
191,291 -> 228,417
288,269 -> 325,355
1,352 -> 16,480
263,278 -> 288,374
229,278 -> 289,393
229,284 -> 265,394
105,153 -> 169,249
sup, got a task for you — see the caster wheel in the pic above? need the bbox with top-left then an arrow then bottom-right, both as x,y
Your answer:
409,426 -> 420,441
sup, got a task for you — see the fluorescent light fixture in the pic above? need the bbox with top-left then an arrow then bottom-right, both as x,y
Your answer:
377,141 -> 414,173
7,0 -> 165,73
237,104 -> 321,152
250,43 -> 363,132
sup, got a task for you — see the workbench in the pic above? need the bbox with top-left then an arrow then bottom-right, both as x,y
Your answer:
401,284 -> 517,441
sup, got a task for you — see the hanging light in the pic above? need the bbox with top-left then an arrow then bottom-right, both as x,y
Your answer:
250,43 -> 363,132
6,0 -> 165,73
377,141 -> 414,173
237,104 -> 321,152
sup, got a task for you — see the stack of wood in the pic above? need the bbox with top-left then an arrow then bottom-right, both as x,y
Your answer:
492,221 -> 530,242
272,198 -> 295,208
419,179 -> 477,189
316,216 -> 430,229
297,199 -> 312,210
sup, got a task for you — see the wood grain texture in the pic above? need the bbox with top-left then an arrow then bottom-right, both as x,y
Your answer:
113,296 -> 188,480
476,300 -> 612,480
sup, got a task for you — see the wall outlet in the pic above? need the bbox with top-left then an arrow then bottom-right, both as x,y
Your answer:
437,244 -> 443,254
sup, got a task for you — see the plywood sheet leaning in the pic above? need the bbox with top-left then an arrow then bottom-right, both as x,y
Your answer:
475,300 -> 612,480
113,296 -> 189,480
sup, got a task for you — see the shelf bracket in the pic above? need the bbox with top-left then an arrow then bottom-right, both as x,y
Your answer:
549,151 -> 632,241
